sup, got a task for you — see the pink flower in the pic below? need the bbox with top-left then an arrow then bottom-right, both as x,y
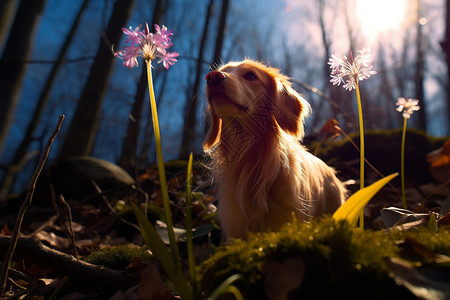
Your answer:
158,50 -> 179,69
115,23 -> 178,69
328,48 -> 376,91
122,25 -> 142,46
115,45 -> 140,68
154,24 -> 173,47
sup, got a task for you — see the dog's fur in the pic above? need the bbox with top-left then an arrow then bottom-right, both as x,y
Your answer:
204,59 -> 346,239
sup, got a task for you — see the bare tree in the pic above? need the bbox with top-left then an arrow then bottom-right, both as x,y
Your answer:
59,0 -> 136,159
441,0 -> 450,129
415,0 -> 427,130
0,0 -> 47,156
179,0 -> 215,159
0,0 -> 90,196
212,0 -> 229,67
374,45 -> 396,129
317,0 -> 353,130
0,0 -> 17,49
118,0 -> 167,174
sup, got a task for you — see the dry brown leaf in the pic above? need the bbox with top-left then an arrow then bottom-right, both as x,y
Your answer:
427,139 -> 450,184
320,118 -> 340,139
35,231 -> 69,249
138,264 -> 178,300
438,209 -> 450,226
1,223 -> 11,235
261,257 -> 306,300
109,286 -> 140,300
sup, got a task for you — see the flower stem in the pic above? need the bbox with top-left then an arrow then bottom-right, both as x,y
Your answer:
145,60 -> 181,273
400,117 -> 408,209
355,81 -> 365,229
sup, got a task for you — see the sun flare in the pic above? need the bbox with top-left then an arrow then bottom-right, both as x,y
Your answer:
356,0 -> 408,40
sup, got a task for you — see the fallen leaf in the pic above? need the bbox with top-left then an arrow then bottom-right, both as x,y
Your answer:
381,207 -> 430,228
1,223 -> 11,235
389,257 -> 450,300
138,264 -> 178,299
427,139 -> 450,184
35,231 -> 69,249
261,257 -> 305,300
396,237 -> 450,264
320,118 -> 340,139
110,285 -> 140,300
438,209 -> 450,226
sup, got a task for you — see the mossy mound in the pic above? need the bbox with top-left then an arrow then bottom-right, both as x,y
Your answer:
198,216 -> 450,299
84,244 -> 154,271
311,128 -> 448,185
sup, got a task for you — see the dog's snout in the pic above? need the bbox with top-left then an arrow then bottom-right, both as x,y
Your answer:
206,70 -> 226,86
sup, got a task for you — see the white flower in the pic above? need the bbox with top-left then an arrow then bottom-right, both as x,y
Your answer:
396,97 -> 420,118
328,48 -> 377,91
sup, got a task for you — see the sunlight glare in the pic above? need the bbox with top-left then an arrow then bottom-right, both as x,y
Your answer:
356,0 -> 407,40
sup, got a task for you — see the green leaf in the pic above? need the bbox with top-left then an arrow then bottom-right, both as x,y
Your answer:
207,274 -> 243,300
333,173 -> 398,225
132,204 -> 192,300
132,204 -> 174,269
185,153 -> 199,297
180,224 -> 216,240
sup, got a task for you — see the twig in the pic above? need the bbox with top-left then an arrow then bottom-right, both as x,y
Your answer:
48,276 -> 69,300
30,215 -> 58,237
0,237 -> 138,290
91,181 -> 140,231
335,126 -> 402,200
79,184 -> 134,203
59,195 -> 78,258
0,115 -> 65,296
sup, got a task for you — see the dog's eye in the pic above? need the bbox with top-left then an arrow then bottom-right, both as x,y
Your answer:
244,72 -> 258,81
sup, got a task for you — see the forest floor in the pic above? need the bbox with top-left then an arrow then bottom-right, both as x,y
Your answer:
0,130 -> 449,299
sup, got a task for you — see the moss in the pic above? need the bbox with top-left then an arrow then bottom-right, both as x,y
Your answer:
311,128 -> 448,185
388,227 -> 450,259
198,216 -> 448,299
84,244 -> 154,271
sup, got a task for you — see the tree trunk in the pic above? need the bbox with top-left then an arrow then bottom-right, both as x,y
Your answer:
340,0 -> 358,131
376,46 -> 395,129
415,0 -> 427,131
0,0 -> 46,156
118,0 -> 166,175
212,0 -> 229,67
317,0 -> 352,130
59,0 -> 136,159
0,0 -> 17,49
444,0 -> 450,131
179,0 -> 215,159
0,0 -> 90,196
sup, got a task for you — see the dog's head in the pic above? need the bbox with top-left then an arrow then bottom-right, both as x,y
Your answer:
203,59 -> 310,149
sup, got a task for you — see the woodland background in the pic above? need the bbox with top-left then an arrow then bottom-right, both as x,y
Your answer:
0,0 -> 449,196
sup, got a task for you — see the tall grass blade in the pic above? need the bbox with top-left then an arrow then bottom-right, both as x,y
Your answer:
333,173 -> 398,226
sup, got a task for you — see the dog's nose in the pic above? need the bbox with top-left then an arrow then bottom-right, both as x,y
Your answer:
206,70 -> 226,86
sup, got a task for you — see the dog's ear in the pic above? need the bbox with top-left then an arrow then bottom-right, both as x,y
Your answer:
272,79 -> 310,138
203,107 -> 222,149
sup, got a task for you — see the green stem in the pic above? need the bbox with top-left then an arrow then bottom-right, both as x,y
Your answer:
132,204 -> 192,300
355,81 -> 365,229
186,153 -> 198,297
400,117 -> 407,209
145,60 -> 181,277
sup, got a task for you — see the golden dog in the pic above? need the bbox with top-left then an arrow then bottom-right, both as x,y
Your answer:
204,59 -> 346,239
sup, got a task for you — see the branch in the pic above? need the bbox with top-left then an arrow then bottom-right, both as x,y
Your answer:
0,56 -> 96,64
0,236 -> 138,290
0,115 -> 64,295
